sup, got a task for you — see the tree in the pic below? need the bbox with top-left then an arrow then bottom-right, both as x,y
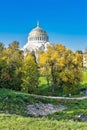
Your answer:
0,41 -> 24,90
38,44 -> 83,95
0,42 -> 5,52
59,50 -> 83,95
76,50 -> 83,54
8,41 -> 19,50
38,44 -> 66,95
21,53 -> 39,93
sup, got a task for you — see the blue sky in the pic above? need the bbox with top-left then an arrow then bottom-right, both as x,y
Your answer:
0,0 -> 87,51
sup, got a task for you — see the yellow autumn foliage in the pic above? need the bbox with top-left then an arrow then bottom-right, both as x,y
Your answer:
38,44 -> 83,95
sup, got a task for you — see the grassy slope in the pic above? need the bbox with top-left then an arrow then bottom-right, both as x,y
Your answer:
0,88 -> 87,129
37,76 -> 52,96
83,71 -> 87,83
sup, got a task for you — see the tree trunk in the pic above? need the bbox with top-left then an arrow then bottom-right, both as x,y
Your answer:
51,63 -> 55,96
52,82 -> 55,95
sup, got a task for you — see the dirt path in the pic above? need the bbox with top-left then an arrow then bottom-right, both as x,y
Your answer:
14,91 -> 87,100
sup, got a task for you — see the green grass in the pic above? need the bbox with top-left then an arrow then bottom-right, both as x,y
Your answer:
78,71 -> 87,91
83,70 -> 87,83
0,88 -> 87,129
0,71 -> 87,129
37,77 -> 63,96
0,114 -> 87,130
39,76 -> 48,85
37,76 -> 52,96
0,88 -> 87,120
37,71 -> 87,96
0,88 -> 39,116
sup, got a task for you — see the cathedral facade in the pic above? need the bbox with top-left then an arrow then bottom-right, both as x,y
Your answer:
22,22 -> 51,54
83,53 -> 87,69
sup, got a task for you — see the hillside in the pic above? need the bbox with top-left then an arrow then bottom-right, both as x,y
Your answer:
0,88 -> 87,129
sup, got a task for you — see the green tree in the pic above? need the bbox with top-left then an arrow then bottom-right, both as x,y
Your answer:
8,41 -> 19,50
0,41 -> 23,90
21,53 -> 39,93
0,42 -> 5,52
76,50 -> 83,54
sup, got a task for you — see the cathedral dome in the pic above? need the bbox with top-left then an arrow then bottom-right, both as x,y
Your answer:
22,22 -> 51,53
28,23 -> 49,42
